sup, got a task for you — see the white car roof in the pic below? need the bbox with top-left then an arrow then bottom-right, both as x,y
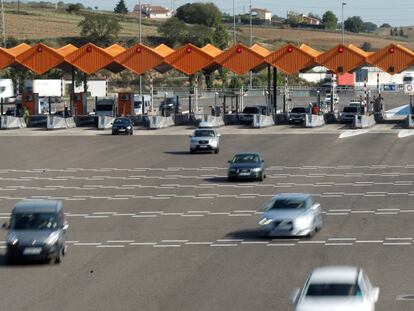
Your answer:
309,266 -> 359,284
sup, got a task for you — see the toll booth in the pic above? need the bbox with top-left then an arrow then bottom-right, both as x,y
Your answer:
22,93 -> 40,115
72,93 -> 88,115
117,93 -> 133,116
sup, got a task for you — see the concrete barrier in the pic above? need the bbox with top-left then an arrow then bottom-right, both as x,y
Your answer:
0,116 -> 27,129
149,116 -> 175,129
253,115 -> 275,128
97,116 -> 115,130
198,115 -> 225,128
305,115 -> 325,128
353,115 -> 376,129
47,116 -> 77,130
405,115 -> 414,128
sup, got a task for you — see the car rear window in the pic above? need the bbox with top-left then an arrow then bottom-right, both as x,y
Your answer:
306,284 -> 361,297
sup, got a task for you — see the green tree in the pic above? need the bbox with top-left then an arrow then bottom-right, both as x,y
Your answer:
66,3 -> 82,13
158,17 -> 189,47
361,42 -> 372,52
344,16 -> 364,33
114,0 -> 128,14
287,11 -> 301,26
176,3 -> 221,27
362,22 -> 377,33
187,24 -> 214,47
322,10 -> 338,30
212,23 -> 230,49
79,14 -> 121,46
380,23 -> 391,28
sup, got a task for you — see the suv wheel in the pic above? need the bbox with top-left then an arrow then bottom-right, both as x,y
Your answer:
214,148 -> 219,154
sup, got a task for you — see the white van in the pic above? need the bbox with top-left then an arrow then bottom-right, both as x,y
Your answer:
133,95 -> 151,115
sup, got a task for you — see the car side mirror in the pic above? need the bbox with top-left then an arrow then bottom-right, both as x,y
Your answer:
311,203 -> 321,210
63,221 -> 69,231
290,288 -> 301,304
2,222 -> 8,229
371,287 -> 380,303
227,160 -> 232,163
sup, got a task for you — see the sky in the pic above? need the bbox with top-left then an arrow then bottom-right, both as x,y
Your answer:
66,0 -> 414,26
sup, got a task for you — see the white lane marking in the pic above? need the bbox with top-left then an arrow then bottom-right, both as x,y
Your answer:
385,237 -> 413,240
97,245 -> 125,248
153,244 -> 181,248
185,242 -> 213,245
107,240 -> 135,243
217,239 -> 244,242
161,240 -> 189,243
328,238 -> 356,241
398,130 -> 414,138
383,243 -> 412,246
132,215 -> 157,218
355,240 -> 384,243
66,240 -> 79,243
211,244 -> 238,247
84,215 -> 109,219
267,243 -> 295,247
74,243 -> 102,246
325,243 -> 353,246
129,242 -> 156,246
339,130 -> 369,139
241,241 -> 268,244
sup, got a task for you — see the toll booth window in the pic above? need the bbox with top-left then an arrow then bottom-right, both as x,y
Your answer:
96,105 -> 113,111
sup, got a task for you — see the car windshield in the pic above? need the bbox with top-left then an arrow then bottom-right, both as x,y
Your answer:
268,198 -> 306,210
232,154 -> 260,163
194,130 -> 215,137
114,118 -> 129,125
11,212 -> 58,230
343,107 -> 359,113
243,107 -> 259,114
291,107 -> 307,113
306,283 -> 361,297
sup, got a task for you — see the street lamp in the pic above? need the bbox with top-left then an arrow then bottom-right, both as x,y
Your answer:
341,2 -> 346,45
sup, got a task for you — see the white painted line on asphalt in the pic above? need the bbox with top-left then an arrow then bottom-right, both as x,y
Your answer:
74,243 -> 102,246
132,215 -> 157,218
161,213 -> 184,216
339,130 -> 370,139
161,240 -> 189,243
180,214 -> 204,217
355,240 -> 383,243
114,213 -> 136,216
267,243 -> 295,247
140,211 -> 163,214
153,244 -> 181,248
185,242 -> 213,245
297,241 -> 326,244
209,212 -> 231,215
326,213 -> 349,216
93,212 -> 117,215
129,242 -> 156,246
241,241 -> 268,244
217,239 -> 244,242
325,243 -> 353,246
375,212 -> 398,215
385,238 -> 413,240
398,130 -> 414,138
84,215 -> 109,218
66,241 -> 79,243
328,238 -> 356,241
107,240 -> 135,243
97,245 -> 125,248
228,214 -> 251,217
211,244 -> 238,247
350,211 -> 375,214
187,211 -> 211,214
383,243 -> 412,246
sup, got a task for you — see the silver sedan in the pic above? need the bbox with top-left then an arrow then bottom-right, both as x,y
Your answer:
258,193 -> 322,237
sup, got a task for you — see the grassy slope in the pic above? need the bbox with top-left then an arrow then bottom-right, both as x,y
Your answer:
4,4 -> 414,51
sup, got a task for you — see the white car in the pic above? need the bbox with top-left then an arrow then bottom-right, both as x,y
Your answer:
189,128 -> 220,154
291,266 -> 379,311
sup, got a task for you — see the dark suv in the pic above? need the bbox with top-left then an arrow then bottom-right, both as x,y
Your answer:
289,107 -> 310,124
112,117 -> 134,135
240,106 -> 268,123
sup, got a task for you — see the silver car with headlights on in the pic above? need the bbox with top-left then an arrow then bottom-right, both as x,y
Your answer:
259,193 -> 322,237
189,128 -> 220,154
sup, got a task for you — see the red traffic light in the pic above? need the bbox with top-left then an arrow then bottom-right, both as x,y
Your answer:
86,46 -> 93,53
389,47 -> 395,53
136,47 -> 142,53
236,47 -> 242,54
37,46 -> 43,53
338,47 -> 344,53
186,47 -> 192,53
287,46 -> 294,53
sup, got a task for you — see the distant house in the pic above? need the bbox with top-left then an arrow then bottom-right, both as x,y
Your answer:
133,4 -> 172,19
251,8 -> 272,23
299,14 -> 321,25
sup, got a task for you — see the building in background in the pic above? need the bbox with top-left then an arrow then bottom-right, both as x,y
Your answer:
133,4 -> 173,19
251,8 -> 272,23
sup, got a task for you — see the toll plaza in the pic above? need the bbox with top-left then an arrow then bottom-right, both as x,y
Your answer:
0,42 -> 414,130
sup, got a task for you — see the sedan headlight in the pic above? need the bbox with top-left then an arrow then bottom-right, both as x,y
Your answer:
252,167 -> 262,172
295,216 -> 312,229
127,126 -> 131,129
259,218 -> 273,226
7,233 -> 18,245
45,232 -> 59,246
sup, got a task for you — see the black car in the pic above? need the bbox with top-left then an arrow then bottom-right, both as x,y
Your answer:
240,106 -> 268,123
289,107 -> 310,124
112,117 -> 134,135
227,153 -> 266,182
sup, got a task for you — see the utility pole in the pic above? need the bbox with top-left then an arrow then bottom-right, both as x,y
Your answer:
249,0 -> 253,89
341,2 -> 346,45
232,0 -> 236,45
139,0 -> 142,96
1,0 -> 6,47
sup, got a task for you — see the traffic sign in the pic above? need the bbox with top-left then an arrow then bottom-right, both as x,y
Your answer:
383,84 -> 397,92
405,84 -> 414,95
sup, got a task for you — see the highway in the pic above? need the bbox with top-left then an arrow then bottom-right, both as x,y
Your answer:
0,133 -> 414,310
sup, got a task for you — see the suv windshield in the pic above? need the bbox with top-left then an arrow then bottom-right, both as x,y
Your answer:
268,198 -> 306,210
114,118 -> 130,125
291,107 -> 308,113
232,154 -> 260,163
306,283 -> 361,297
11,212 -> 58,230
194,130 -> 215,137
343,107 -> 359,113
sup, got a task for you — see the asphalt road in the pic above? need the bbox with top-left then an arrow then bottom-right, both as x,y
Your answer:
0,134 -> 414,310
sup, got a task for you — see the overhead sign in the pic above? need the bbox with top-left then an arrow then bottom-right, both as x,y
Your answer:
383,84 -> 397,92
405,84 -> 414,95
